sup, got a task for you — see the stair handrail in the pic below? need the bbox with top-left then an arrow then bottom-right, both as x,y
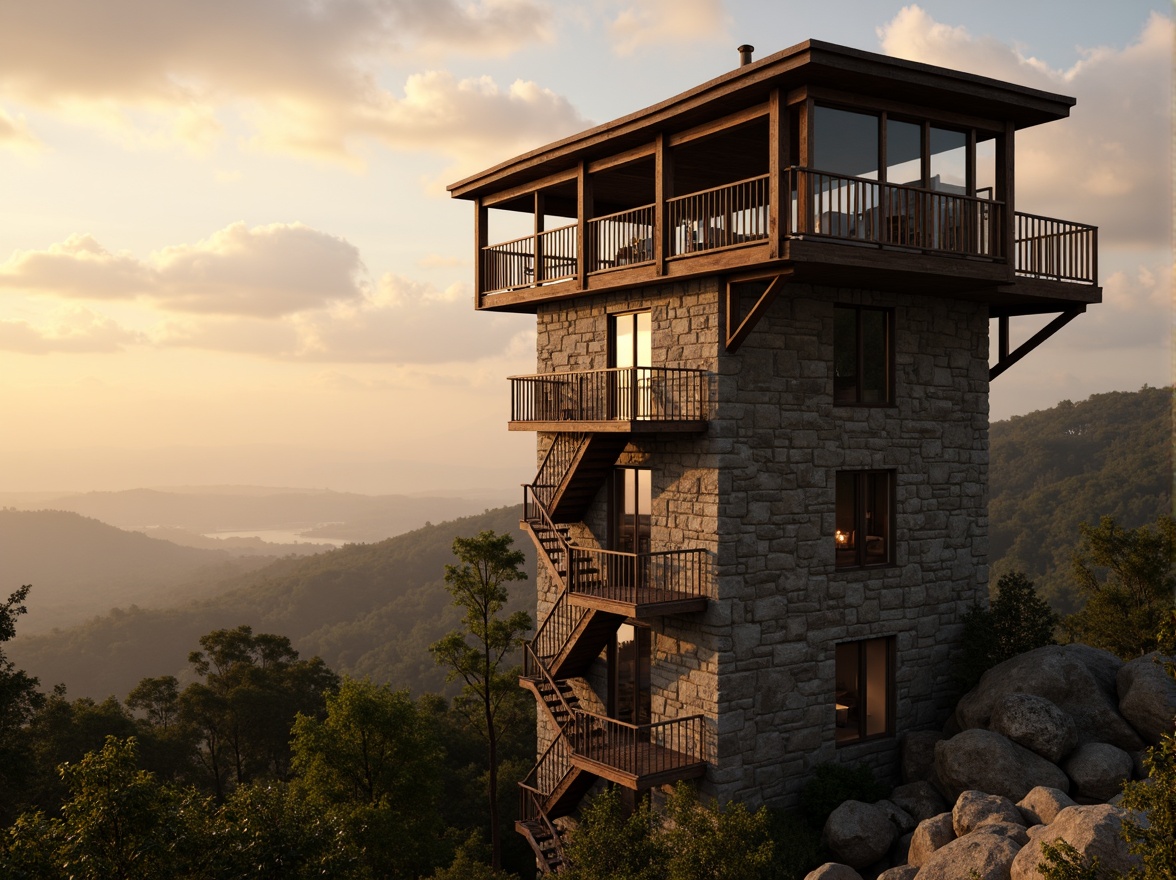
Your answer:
518,783 -> 569,872
566,545 -> 710,603
569,710 -> 707,778
523,485 -> 571,588
522,643 -> 577,726
520,726 -> 574,800
531,433 -> 586,510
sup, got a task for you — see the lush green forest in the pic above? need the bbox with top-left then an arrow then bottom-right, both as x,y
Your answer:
8,506 -> 535,701
989,385 -> 1170,611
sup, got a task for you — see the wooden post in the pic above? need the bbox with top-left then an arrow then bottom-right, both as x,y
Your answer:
655,133 -> 671,274
474,197 -> 487,307
577,161 -> 591,288
770,89 -> 789,254
796,99 -> 813,234
534,191 -> 545,287
997,121 -> 1015,268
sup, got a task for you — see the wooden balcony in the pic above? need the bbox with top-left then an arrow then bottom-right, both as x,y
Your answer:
509,367 -> 708,432
477,169 -> 1098,314
569,711 -> 708,789
566,546 -> 709,616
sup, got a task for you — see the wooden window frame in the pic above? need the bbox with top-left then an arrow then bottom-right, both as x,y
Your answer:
833,304 -> 894,407
834,469 -> 896,570
835,636 -> 896,746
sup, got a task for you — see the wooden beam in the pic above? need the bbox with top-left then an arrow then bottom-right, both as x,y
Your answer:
481,167 -> 579,209
474,198 -> 487,308
769,88 -> 785,258
655,133 -> 671,276
577,161 -> 591,288
668,103 -> 770,148
534,192 -> 545,287
997,120 -> 1015,268
802,85 -> 1003,134
725,273 -> 791,352
587,143 -> 656,174
989,307 -> 1084,380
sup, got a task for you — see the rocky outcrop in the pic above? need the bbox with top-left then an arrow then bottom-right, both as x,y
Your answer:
890,781 -> 948,823
900,730 -> 945,784
822,800 -> 895,869
935,729 -> 1071,801
907,813 -> 954,868
874,799 -> 916,835
914,824 -> 1023,880
989,693 -> 1078,763
952,790 -> 1025,835
803,863 -> 863,880
955,646 -> 1145,752
1009,804 -> 1141,880
1117,653 -> 1176,745
1063,743 -> 1134,802
1016,786 -> 1076,826
876,867 -> 917,880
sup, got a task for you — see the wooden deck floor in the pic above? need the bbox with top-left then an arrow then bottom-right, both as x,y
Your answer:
566,585 -> 707,616
571,740 -> 706,789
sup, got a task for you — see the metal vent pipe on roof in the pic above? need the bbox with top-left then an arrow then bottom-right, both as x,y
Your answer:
738,44 -> 754,66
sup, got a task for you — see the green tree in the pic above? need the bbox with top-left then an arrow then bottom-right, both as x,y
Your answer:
562,787 -> 660,880
430,530 -> 531,871
292,677 -> 446,879
661,783 -> 774,880
0,585 -> 44,825
956,571 -> 1060,690
1066,515 -> 1176,657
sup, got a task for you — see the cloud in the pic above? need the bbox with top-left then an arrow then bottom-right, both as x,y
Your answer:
0,307 -> 144,353
0,0 -> 573,163
607,0 -> 728,55
1059,260 -> 1174,351
0,105 -> 38,152
879,7 -> 1172,249
0,223 -> 366,317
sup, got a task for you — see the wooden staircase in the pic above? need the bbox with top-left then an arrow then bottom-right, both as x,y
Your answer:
516,817 -> 567,874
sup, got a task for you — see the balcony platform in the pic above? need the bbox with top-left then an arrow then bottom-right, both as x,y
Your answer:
571,741 -> 707,790
509,418 -> 707,433
567,585 -> 707,617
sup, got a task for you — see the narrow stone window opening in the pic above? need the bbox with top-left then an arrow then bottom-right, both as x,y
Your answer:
835,470 -> 894,568
834,304 -> 893,405
835,636 -> 894,744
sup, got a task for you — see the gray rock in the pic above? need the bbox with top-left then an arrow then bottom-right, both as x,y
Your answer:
876,867 -> 917,880
822,800 -> 896,870
914,824 -> 1024,880
1063,742 -> 1134,802
955,646 -> 1145,752
803,863 -> 863,880
1017,786 -> 1077,825
990,693 -> 1078,763
907,812 -> 954,868
890,780 -> 948,823
874,799 -> 916,834
900,730 -> 944,784
953,790 -> 1025,836
1064,644 -> 1124,698
891,830 -> 913,866
1117,653 -> 1176,745
975,821 -> 1031,846
1010,804 -> 1141,880
935,729 -> 1071,802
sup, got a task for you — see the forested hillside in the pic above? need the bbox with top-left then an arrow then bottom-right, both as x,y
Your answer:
0,510 -> 270,633
8,505 -> 535,701
989,385 -> 1170,611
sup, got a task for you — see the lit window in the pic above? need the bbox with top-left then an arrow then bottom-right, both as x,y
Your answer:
834,306 -> 892,405
835,637 -> 894,744
835,471 -> 894,569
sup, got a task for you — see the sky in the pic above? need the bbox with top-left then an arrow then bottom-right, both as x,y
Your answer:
0,1 -> 1170,494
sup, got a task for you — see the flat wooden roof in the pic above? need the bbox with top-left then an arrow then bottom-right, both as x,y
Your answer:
448,39 -> 1075,202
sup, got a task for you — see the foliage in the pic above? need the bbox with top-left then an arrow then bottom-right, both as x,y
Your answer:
1038,840 -> 1106,880
989,386 -> 1170,612
292,677 -> 447,879
763,809 -> 824,880
799,762 -> 888,829
430,530 -> 531,870
563,787 -> 660,880
661,783 -> 774,880
1065,515 -> 1176,658
0,585 -> 44,825
956,571 -> 1059,690
427,835 -> 520,880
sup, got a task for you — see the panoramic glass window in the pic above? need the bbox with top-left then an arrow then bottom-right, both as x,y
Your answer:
835,637 -> 894,744
835,470 -> 894,569
813,107 -> 879,179
929,127 -> 967,193
885,119 -> 922,186
833,305 -> 892,405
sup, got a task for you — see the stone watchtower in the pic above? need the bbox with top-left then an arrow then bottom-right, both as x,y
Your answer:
448,39 -> 1099,872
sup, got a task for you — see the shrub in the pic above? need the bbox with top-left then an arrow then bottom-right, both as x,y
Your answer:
956,571 -> 1059,691
798,763 -> 888,830
764,809 -> 823,880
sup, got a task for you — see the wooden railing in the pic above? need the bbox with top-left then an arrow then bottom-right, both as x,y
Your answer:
530,434 -> 585,511
588,205 -> 655,272
570,712 -> 706,778
1014,212 -> 1097,284
667,175 -> 770,256
790,167 -> 1004,258
522,644 -> 576,722
510,367 -> 707,423
529,579 -> 588,671
482,223 -> 577,294
568,546 -> 709,604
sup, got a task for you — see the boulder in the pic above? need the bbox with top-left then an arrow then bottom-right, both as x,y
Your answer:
890,780 -> 948,823
907,812 -> 954,868
901,730 -> 945,784
876,867 -> 918,880
874,799 -> 916,834
1017,786 -> 1077,826
990,693 -> 1078,763
973,821 -> 1030,846
891,830 -> 913,866
1064,644 -> 1124,697
913,825 -> 1024,880
955,646 -> 1145,752
935,729 -> 1071,802
803,863 -> 863,880
1063,742 -> 1134,802
822,800 -> 896,869
953,790 -> 1025,836
1117,653 -> 1176,745
1010,804 -> 1140,880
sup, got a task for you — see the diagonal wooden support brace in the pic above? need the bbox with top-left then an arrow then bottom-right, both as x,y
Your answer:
725,273 -> 791,352
990,306 -> 1085,380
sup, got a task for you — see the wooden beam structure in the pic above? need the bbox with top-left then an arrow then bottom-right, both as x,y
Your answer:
989,306 -> 1085,380
725,273 -> 791,352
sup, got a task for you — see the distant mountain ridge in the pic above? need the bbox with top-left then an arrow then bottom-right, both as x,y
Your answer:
7,506 -> 535,701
